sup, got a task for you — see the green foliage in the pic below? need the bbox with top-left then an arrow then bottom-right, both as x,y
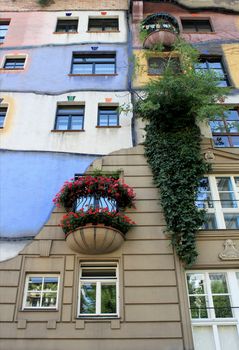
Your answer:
37,0 -> 53,7
136,40 -> 229,266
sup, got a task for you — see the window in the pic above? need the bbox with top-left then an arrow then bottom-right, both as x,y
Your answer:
0,107 -> 7,128
0,21 -> 10,43
186,271 -> 239,350
3,57 -> 25,70
71,53 -> 116,75
54,105 -> 84,130
55,19 -> 78,33
23,275 -> 59,309
148,57 -> 179,75
194,57 -> 229,87
196,176 -> 239,229
98,106 -> 119,126
78,262 -> 119,317
181,19 -> 213,33
210,109 -> 239,147
88,18 -> 119,32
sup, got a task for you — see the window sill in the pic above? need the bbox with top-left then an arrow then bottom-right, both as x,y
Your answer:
68,73 -> 118,77
0,68 -> 24,72
53,31 -> 78,34
96,125 -> 121,128
87,30 -> 120,33
21,308 -> 58,312
51,129 -> 85,132
77,316 -> 119,319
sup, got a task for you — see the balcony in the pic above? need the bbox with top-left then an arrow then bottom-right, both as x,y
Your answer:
53,175 -> 136,254
140,12 -> 179,49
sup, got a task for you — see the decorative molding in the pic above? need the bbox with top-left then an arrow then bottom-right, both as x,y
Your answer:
39,240 -> 52,257
17,319 -> 27,329
219,239 -> 239,260
204,151 -> 215,161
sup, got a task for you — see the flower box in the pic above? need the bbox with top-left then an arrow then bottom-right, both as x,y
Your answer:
65,224 -> 125,254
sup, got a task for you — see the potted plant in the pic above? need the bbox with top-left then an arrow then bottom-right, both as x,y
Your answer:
53,175 -> 136,254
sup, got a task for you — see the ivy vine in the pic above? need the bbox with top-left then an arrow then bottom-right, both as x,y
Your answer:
136,40 -> 229,266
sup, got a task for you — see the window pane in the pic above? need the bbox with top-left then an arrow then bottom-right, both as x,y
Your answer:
43,277 -> 58,291
213,136 -> 230,147
210,273 -> 228,293
71,116 -> 83,129
72,64 -> 93,74
218,326 -> 239,350
101,283 -> 116,313
95,63 -> 115,74
26,293 -> 41,307
56,116 -> 69,130
42,292 -> 57,307
82,269 -> 116,278
213,295 -> 232,318
210,120 -> 226,133
193,326 -> 216,350
224,214 -> 239,229
189,296 -> 208,318
187,273 -> 206,294
202,213 -> 217,229
28,277 -> 43,291
80,283 -> 96,314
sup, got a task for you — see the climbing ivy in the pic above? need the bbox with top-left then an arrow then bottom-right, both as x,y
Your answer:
136,40 -> 229,266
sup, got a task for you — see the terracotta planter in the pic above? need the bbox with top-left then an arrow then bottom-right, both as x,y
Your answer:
143,30 -> 177,49
65,224 -> 125,254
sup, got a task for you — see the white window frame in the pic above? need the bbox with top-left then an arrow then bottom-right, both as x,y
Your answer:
22,274 -> 60,310
78,262 -> 119,317
1,54 -> 27,70
198,175 -> 239,229
186,270 -> 239,350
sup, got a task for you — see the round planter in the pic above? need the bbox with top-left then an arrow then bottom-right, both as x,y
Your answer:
65,224 -> 125,254
143,30 -> 177,49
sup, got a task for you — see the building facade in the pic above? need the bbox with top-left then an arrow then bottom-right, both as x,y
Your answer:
1,0 -> 239,349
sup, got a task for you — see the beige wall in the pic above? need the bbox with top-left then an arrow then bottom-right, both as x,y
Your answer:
0,145 -> 186,350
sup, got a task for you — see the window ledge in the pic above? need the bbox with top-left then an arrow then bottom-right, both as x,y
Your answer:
87,30 -> 120,33
0,68 -> 24,72
21,308 -> 58,312
68,73 -> 118,77
51,129 -> 85,132
77,316 -> 119,320
53,31 -> 78,34
148,73 -> 161,76
96,125 -> 121,128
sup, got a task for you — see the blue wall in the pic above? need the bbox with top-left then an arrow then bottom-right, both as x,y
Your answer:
0,45 -> 128,93
0,150 -> 97,238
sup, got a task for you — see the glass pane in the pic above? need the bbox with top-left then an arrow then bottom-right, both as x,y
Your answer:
226,121 -> 239,133
189,296 -> 208,318
28,277 -> 43,291
202,213 -> 217,229
43,277 -> 58,291
231,136 -> 239,147
213,295 -> 232,318
0,116 -> 5,127
225,110 -> 239,121
99,115 -> 108,126
82,269 -> 116,278
101,283 -> 116,313
187,273 -> 206,294
208,62 -> 222,69
42,292 -> 57,307
210,273 -> 228,293
224,214 -> 239,229
219,192 -> 237,208
193,326 -> 216,350
71,116 -> 83,129
213,136 -> 230,147
26,293 -> 41,307
218,325 -> 239,350
80,283 -> 96,314
95,63 -> 115,74
108,116 -> 118,126
210,120 -> 226,132
217,177 -> 232,192
72,64 -> 93,74
56,116 -> 69,130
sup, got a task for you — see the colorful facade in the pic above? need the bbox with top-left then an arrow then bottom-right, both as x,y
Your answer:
1,0 -> 239,349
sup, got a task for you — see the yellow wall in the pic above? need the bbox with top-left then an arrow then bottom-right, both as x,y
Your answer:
222,44 -> 239,89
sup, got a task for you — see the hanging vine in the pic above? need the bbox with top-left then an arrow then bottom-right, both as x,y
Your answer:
136,40 -> 229,266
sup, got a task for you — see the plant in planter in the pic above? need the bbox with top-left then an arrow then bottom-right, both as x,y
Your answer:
53,175 -> 136,254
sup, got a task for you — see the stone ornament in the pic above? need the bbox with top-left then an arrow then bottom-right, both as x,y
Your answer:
219,239 -> 239,260
204,151 -> 215,161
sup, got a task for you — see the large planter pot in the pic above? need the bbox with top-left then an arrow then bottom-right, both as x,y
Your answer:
143,30 -> 177,49
65,224 -> 125,254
